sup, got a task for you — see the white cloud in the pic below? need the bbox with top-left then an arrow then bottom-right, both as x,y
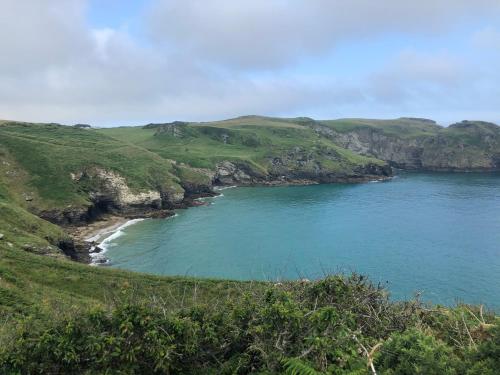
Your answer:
148,0 -> 500,69
0,0 -> 500,125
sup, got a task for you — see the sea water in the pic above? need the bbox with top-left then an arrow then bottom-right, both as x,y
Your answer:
105,172 -> 500,308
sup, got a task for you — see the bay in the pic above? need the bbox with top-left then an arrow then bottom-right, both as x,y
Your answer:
105,172 -> 500,308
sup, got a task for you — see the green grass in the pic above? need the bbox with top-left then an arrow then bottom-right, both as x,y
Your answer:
100,118 -> 384,173
0,239 -> 262,316
0,122 -> 183,210
321,117 -> 442,138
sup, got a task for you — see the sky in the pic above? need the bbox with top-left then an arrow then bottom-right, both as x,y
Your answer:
1,1 -> 500,127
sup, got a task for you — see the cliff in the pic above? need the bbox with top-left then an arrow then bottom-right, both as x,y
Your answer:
315,118 -> 500,171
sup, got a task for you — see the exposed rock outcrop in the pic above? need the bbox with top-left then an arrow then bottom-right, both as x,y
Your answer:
214,155 -> 391,186
58,238 -> 92,263
310,121 -> 500,171
40,168 -> 186,225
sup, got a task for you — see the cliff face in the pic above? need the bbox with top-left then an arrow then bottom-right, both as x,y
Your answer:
37,167 -> 207,226
311,120 -> 500,171
213,155 -> 391,186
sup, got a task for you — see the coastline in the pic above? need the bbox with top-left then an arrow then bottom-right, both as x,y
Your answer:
69,215 -> 146,265
70,215 -> 130,243
67,175 -> 391,265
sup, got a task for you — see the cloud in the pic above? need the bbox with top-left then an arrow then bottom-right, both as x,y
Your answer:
471,27 -> 500,51
0,0 -> 500,125
147,0 -> 500,70
366,51 -> 467,105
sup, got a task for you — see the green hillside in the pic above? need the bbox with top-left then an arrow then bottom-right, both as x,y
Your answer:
0,121 -> 183,210
100,116 -> 385,172
321,117 -> 442,138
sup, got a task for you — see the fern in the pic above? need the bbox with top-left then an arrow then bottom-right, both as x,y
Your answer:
282,358 -> 326,375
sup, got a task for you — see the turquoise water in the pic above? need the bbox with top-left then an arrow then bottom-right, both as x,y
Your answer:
106,172 -> 500,308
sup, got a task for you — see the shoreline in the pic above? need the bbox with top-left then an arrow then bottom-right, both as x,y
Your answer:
68,175 -> 391,265
70,215 -> 131,244
69,215 -> 146,265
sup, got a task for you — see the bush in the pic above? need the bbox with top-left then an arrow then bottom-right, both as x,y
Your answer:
0,275 -> 497,374
375,329 -> 459,375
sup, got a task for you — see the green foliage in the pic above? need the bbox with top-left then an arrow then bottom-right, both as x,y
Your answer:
375,329 -> 459,375
1,273 -> 497,374
100,118 -> 384,173
283,358 -> 325,375
466,324 -> 500,375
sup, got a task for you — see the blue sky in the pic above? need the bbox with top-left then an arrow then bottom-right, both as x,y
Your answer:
1,0 -> 500,126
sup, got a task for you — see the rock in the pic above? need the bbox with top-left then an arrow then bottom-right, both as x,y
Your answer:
311,121 -> 500,171
89,245 -> 103,254
126,209 -> 175,219
0,233 -> 4,240
87,168 -> 163,209
58,238 -> 92,263
150,122 -> 186,137
215,161 -> 256,185
39,206 -> 91,226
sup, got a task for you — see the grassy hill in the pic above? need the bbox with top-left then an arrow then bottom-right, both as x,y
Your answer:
100,116 -> 386,173
0,121 -> 184,210
321,117 -> 442,138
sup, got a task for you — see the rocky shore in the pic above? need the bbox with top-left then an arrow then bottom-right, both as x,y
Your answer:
29,158 -> 392,264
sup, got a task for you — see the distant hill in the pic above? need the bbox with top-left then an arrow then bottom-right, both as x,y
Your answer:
314,118 -> 500,170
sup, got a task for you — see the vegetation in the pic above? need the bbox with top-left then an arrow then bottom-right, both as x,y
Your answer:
100,117 -> 384,172
0,121 -> 184,210
322,117 -> 500,150
0,271 -> 498,374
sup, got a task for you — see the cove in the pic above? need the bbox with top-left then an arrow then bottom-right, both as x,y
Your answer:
105,172 -> 500,308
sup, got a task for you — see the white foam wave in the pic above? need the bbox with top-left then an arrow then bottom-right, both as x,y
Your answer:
89,218 -> 145,265
214,185 -> 237,191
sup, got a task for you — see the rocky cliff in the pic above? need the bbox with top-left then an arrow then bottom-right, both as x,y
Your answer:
311,120 -> 500,171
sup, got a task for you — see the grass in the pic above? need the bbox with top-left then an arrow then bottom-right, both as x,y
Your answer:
321,118 -> 442,138
0,239 -> 262,317
100,118 -> 385,172
0,122 -> 183,210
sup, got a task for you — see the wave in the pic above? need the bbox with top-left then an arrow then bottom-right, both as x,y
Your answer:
89,218 -> 145,265
214,185 -> 237,191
